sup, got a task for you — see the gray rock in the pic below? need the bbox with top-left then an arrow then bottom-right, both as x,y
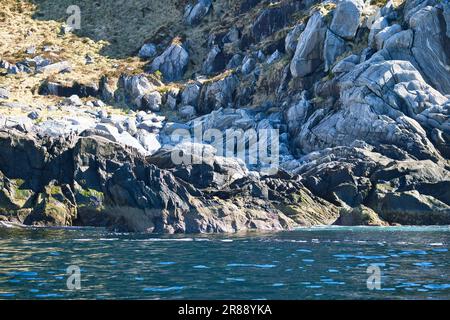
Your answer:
85,54 -> 94,65
179,105 -> 197,120
136,130 -> 161,155
375,24 -> 402,50
150,42 -> 189,82
226,54 -> 243,69
383,29 -> 414,51
117,74 -> 156,108
181,83 -> 201,107
124,117 -> 138,135
223,27 -> 240,43
290,12 -> 326,78
329,0 -> 364,40
266,50 -> 282,65
241,56 -> 256,75
410,6 -> 450,94
62,95 -> 83,106
444,3 -> 450,38
285,23 -> 305,55
323,30 -> 347,72
197,74 -> 238,114
331,54 -> 359,74
25,46 -> 36,55
138,43 -> 157,59
0,60 -> 9,69
165,90 -> 179,110
93,100 -> 106,107
202,45 -> 227,75
403,0 -> 436,23
184,0 -> 212,25
36,61 -> 71,74
368,16 -> 389,49
27,111 -> 40,120
294,59 -> 442,161
140,92 -> 162,112
0,88 -> 9,100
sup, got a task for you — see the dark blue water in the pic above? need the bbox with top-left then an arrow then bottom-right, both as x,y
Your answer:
0,226 -> 449,299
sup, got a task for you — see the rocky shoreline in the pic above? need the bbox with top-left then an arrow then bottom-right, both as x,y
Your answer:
1,0 -> 449,232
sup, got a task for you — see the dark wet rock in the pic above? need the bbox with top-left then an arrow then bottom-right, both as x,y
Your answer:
39,81 -> 99,98
0,130 -> 340,233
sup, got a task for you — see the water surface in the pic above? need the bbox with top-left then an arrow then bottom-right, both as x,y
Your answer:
0,226 -> 449,299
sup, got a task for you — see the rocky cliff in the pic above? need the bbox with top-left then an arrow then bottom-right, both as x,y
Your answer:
0,0 -> 449,232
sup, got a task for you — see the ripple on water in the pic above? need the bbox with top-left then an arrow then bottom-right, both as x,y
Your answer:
227,263 -> 276,268
158,262 -> 176,266
423,284 -> 450,290
143,286 -> 184,292
226,278 -> 246,282
413,262 -> 434,268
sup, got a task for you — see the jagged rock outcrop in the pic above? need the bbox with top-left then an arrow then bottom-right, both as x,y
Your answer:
149,42 -> 189,82
0,129 -> 340,232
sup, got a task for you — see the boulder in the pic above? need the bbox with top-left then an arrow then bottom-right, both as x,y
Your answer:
184,0 -> 212,25
181,82 -> 201,107
0,88 -> 10,100
150,42 -> 189,82
140,91 -> 162,112
202,45 -> 227,75
323,30 -> 347,72
329,0 -> 364,40
179,105 -> 197,120
197,74 -> 238,114
290,12 -> 326,78
375,24 -> 402,51
334,205 -> 388,226
285,23 -> 305,55
36,61 -> 71,74
138,43 -> 157,59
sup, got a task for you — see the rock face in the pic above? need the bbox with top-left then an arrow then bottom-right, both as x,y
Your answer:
0,129 -> 339,232
409,6 -> 450,94
197,74 -> 238,114
184,0 -> 212,26
150,42 -> 189,82
290,12 -> 326,78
